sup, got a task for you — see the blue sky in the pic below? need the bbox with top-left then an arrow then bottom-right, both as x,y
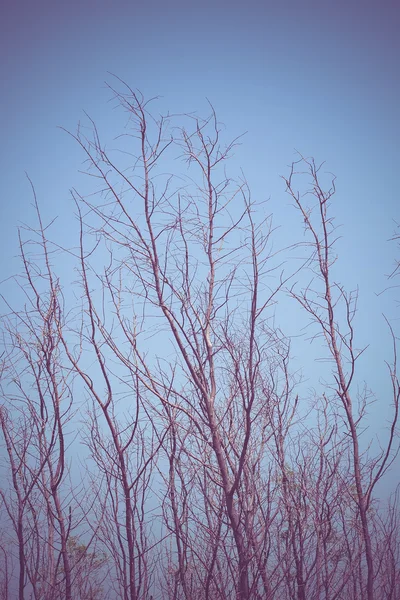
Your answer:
1,0 -> 398,271
1,1 -> 399,463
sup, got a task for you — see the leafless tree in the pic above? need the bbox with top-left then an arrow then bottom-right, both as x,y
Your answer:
284,156 -> 400,600
59,80 -> 294,599
0,82 -> 399,600
0,192 -> 104,600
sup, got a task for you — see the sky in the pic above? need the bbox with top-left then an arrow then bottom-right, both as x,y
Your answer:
0,1 -> 399,478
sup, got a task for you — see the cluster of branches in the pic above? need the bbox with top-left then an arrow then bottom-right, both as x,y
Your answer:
0,81 -> 399,600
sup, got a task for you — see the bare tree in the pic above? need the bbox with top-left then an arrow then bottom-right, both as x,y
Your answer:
1,82 -> 399,600
59,80 -> 294,599
284,156 -> 400,600
0,191 -> 103,600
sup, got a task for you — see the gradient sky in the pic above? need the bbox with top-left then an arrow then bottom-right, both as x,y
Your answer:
1,1 -> 399,482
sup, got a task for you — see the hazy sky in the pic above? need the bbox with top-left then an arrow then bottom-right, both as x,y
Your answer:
1,1 -> 399,456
